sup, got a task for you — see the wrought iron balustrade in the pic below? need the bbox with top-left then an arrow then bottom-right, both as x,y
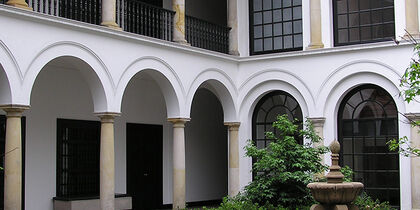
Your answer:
186,15 -> 230,54
1,0 -> 230,53
117,0 -> 174,41
58,0 -> 101,25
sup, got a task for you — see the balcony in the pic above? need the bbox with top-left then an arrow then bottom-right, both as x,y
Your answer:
0,0 -> 230,54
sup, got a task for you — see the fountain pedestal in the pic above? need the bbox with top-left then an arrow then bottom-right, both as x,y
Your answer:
307,140 -> 364,210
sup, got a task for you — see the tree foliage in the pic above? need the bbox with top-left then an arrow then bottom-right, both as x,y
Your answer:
388,35 -> 420,157
243,115 -> 328,208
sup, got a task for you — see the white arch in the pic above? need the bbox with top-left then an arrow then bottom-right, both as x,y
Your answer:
317,60 -> 402,116
115,56 -> 185,118
21,41 -> 113,113
186,68 -> 238,122
237,76 -> 312,192
238,69 -> 314,118
0,40 -> 22,105
321,70 -> 411,210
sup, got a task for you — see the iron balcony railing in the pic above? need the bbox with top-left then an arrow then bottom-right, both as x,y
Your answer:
186,15 -> 230,54
116,0 -> 174,41
1,0 -> 230,53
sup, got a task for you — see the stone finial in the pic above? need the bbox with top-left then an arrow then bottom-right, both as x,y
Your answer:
326,139 -> 344,183
330,139 -> 340,154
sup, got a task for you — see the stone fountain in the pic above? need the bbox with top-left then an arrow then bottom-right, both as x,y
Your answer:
307,140 -> 364,210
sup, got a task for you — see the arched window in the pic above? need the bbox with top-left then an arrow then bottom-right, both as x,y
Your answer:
252,91 -> 303,149
338,85 -> 399,207
333,0 -> 395,46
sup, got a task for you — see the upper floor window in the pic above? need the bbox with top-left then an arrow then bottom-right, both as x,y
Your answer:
333,0 -> 395,46
250,0 -> 303,55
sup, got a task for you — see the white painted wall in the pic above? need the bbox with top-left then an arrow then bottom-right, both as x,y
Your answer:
1,3 -> 419,209
25,63 -> 99,210
23,63 -> 230,209
185,88 -> 228,202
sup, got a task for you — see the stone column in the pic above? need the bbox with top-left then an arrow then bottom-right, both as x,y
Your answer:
168,118 -> 189,210
173,0 -> 189,44
96,112 -> 119,210
404,0 -> 420,38
101,0 -> 121,30
0,105 -> 29,210
306,0 -> 324,49
406,113 -> 420,209
224,122 -> 240,197
308,117 -> 325,162
228,0 -> 240,55
6,0 -> 31,10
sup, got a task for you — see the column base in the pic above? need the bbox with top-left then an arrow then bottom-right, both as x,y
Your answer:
173,38 -> 191,46
306,43 -> 324,50
101,21 -> 123,31
229,50 -> 240,56
6,0 -> 32,10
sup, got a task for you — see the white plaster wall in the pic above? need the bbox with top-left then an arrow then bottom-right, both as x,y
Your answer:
185,88 -> 228,202
25,64 -> 99,210
1,4 -> 419,209
23,64 -> 230,209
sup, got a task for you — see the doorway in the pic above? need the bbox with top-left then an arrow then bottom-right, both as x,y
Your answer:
127,123 -> 163,209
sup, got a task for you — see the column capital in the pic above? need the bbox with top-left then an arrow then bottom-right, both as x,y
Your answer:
168,118 -> 190,127
405,113 -> 420,121
95,112 -> 120,123
308,117 -> 325,127
0,104 -> 30,117
224,122 -> 240,131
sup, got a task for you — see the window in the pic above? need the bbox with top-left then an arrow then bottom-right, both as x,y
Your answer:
252,91 -> 303,149
338,85 -> 399,207
333,0 -> 395,46
56,119 -> 100,198
250,0 -> 303,55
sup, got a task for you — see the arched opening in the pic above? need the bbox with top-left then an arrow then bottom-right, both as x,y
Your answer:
338,84 -> 399,207
25,57 -> 102,210
0,64 -> 12,105
252,90 -> 303,150
120,69 -> 179,209
186,88 -> 228,205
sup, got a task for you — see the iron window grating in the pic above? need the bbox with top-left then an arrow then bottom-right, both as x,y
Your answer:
250,0 -> 303,55
56,119 -> 100,199
338,85 -> 400,208
333,0 -> 395,46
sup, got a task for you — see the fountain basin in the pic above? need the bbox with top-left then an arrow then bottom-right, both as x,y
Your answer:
307,182 -> 364,204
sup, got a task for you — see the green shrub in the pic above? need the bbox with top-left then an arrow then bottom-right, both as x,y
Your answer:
243,115 -> 328,208
354,192 -> 394,210
341,165 -> 354,182
202,195 -> 310,210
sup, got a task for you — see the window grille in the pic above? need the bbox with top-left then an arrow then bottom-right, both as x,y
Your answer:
338,85 -> 400,207
56,119 -> 100,198
252,91 -> 303,149
333,0 -> 395,46
250,0 -> 303,55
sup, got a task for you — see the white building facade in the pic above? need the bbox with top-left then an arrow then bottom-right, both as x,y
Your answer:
0,0 -> 419,209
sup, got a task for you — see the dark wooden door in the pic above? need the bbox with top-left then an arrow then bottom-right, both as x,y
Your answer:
127,123 -> 162,210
